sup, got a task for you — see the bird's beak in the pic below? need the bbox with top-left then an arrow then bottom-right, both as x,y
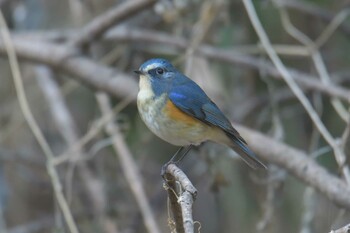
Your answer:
134,70 -> 145,75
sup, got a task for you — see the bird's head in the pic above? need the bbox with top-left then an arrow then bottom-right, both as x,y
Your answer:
134,58 -> 178,96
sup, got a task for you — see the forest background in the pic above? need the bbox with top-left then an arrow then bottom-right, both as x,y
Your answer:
0,0 -> 350,232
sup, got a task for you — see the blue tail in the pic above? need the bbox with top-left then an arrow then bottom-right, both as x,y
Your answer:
227,133 -> 267,169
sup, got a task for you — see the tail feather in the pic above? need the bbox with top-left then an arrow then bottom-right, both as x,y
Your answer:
227,133 -> 267,169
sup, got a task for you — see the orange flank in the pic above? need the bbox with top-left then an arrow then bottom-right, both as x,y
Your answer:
163,100 -> 200,126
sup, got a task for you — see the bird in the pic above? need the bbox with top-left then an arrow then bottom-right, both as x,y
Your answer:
134,58 -> 266,169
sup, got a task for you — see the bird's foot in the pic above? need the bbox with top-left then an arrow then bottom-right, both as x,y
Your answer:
161,160 -> 175,178
160,145 -> 194,178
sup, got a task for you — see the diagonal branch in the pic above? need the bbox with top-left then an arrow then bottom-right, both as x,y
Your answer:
276,0 -> 350,38
0,38 -> 139,99
70,0 -> 156,47
235,125 -> 350,209
96,93 -> 161,233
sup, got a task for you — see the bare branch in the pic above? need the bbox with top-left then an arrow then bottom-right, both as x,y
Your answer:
163,164 -> 197,233
235,125 -> 350,209
70,0 -> 156,47
0,38 -> 138,99
314,9 -> 350,49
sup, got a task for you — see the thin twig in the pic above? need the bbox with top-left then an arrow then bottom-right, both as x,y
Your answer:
96,92 -> 161,233
0,11 -> 79,233
232,44 -> 310,56
242,0 -> 350,184
279,7 -> 349,122
52,95 -> 134,165
276,0 -> 350,37
314,9 -> 350,49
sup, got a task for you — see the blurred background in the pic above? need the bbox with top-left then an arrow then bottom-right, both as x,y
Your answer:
0,0 -> 350,232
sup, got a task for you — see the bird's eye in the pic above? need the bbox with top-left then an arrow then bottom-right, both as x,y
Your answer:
156,68 -> 164,75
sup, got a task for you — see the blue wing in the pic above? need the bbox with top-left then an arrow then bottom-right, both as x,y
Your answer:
168,76 -> 266,169
168,78 -> 244,142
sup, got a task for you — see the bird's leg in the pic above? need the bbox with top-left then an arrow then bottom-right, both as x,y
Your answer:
161,145 -> 193,177
161,147 -> 184,177
174,144 -> 193,163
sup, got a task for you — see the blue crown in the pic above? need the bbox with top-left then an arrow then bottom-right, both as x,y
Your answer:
140,58 -> 174,71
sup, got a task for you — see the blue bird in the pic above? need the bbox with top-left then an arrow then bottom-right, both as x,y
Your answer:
135,58 -> 266,169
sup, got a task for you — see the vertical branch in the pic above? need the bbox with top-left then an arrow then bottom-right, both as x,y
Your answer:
165,175 -> 185,233
299,188 -> 315,233
163,164 -> 197,233
0,11 -> 79,233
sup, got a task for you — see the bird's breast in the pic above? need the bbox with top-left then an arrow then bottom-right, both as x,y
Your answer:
137,87 -> 213,146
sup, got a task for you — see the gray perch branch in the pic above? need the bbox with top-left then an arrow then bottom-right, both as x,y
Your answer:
163,164 -> 198,233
